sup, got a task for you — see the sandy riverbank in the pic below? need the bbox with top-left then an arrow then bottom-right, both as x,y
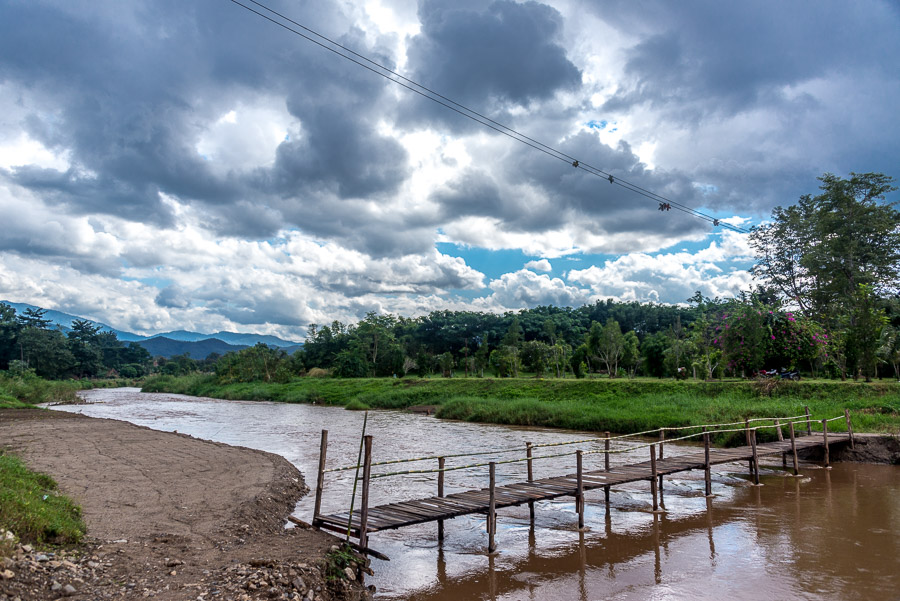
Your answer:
0,409 -> 372,601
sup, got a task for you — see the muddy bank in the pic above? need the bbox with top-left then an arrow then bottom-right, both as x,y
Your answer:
0,409 -> 373,601
795,432 -> 900,464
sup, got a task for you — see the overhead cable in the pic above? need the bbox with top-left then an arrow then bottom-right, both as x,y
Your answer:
226,0 -> 749,234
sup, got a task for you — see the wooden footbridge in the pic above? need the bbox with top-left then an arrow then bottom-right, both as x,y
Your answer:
311,408 -> 855,554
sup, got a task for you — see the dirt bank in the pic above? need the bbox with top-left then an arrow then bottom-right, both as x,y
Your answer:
0,409 -> 373,601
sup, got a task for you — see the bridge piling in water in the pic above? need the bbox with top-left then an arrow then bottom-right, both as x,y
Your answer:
312,413 -> 853,555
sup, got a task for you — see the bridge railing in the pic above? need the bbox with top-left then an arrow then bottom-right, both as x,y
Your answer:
312,409 -> 855,549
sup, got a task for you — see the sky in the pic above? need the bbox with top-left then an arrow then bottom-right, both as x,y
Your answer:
1,0 -> 898,341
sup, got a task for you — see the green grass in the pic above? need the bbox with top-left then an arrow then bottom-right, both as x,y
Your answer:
141,375 -> 900,441
0,373 -> 81,407
0,453 -> 85,547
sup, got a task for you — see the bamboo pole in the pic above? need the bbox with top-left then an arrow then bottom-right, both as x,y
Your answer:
313,430 -> 328,524
359,435 -> 373,548
750,429 -> 760,486
703,426 -> 712,497
576,450 -> 584,530
650,444 -> 659,512
488,462 -> 497,553
822,419 -> 830,469
437,457 -> 445,542
789,421 -> 800,476
844,409 -> 855,449
745,419 -> 754,474
805,406 -> 812,436
526,442 -> 535,521
604,431 -> 611,507
775,418 -> 786,469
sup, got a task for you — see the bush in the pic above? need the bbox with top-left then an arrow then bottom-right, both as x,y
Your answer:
306,368 -> 330,378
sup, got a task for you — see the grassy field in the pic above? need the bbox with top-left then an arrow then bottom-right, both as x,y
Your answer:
0,453 -> 85,548
142,374 -> 900,444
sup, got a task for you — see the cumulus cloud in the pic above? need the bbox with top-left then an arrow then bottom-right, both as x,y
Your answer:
524,259 -> 552,272
1,0 -> 897,336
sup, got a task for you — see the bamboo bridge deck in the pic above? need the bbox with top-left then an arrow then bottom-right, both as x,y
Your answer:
314,432 -> 851,539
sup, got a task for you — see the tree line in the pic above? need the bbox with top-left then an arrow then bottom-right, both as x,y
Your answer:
3,172 -> 899,383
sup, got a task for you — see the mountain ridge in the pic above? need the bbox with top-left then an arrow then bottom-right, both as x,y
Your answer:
1,301 -> 303,352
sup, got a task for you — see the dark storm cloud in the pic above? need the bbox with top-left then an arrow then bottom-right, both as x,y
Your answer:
597,1 -> 900,119
432,129 -> 709,239
0,0 -> 411,246
399,0 -> 581,131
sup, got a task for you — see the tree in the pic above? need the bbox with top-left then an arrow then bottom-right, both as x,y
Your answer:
750,173 -> 899,320
621,331 -> 641,378
0,303 -> 21,370
878,325 -> 900,380
67,319 -> 103,378
641,332 -> 669,378
596,318 -> 625,377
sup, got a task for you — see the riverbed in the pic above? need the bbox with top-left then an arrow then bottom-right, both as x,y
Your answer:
57,388 -> 899,600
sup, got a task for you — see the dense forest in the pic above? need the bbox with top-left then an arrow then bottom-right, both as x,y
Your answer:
2,172 -> 899,384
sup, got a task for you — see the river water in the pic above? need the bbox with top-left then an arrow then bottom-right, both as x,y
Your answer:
57,388 -> 899,600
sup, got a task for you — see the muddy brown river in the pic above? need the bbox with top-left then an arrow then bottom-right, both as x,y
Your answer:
59,388 -> 899,600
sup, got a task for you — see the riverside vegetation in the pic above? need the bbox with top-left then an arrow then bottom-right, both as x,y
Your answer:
142,373 -> 900,445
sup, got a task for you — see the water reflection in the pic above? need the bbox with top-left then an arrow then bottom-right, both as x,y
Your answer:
61,388 -> 900,601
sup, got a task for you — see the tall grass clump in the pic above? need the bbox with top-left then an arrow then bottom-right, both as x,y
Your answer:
0,452 -> 85,546
0,372 -> 80,406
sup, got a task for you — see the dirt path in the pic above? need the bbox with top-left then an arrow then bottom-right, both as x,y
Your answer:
0,409 -> 372,601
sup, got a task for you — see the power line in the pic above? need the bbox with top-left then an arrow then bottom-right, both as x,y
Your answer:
226,0 -> 749,234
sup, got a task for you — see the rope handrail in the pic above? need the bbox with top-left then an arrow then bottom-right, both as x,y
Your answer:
323,412 -> 820,473
361,414 -> 848,480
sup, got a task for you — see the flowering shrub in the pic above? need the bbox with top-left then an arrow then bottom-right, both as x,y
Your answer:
715,303 -> 830,375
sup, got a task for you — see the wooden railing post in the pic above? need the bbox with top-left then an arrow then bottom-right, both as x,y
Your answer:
488,462 -> 497,553
789,421 -> 800,476
805,406 -> 812,436
576,450 -> 584,530
703,427 -> 712,497
313,430 -> 328,525
659,429 -> 665,460
844,409 -> 855,449
649,444 -> 659,512
822,419 -> 830,469
745,419 -> 754,474
438,456 -> 445,541
775,418 -> 786,469
604,431 -> 611,507
526,442 -> 535,521
750,429 -> 760,486
359,435 -> 373,548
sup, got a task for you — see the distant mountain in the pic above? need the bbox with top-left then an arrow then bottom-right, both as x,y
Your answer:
0,301 -> 304,351
137,337 -> 248,359
2,301 -> 141,341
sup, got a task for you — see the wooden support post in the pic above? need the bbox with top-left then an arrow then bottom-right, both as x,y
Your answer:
844,409 -> 855,449
745,419 -> 754,474
576,450 -> 584,530
775,418 -> 786,469
488,462 -> 497,553
604,431 -> 611,507
526,442 -> 535,521
649,444 -> 659,512
822,419 -> 830,469
789,421 -> 800,476
750,429 -> 760,486
703,427 -> 712,497
313,430 -> 328,524
805,406 -> 812,436
659,429 -> 665,460
359,435 -> 373,548
437,457 -> 445,542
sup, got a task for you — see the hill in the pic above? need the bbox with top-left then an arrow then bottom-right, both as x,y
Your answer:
0,301 -> 303,349
136,337 -> 248,359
